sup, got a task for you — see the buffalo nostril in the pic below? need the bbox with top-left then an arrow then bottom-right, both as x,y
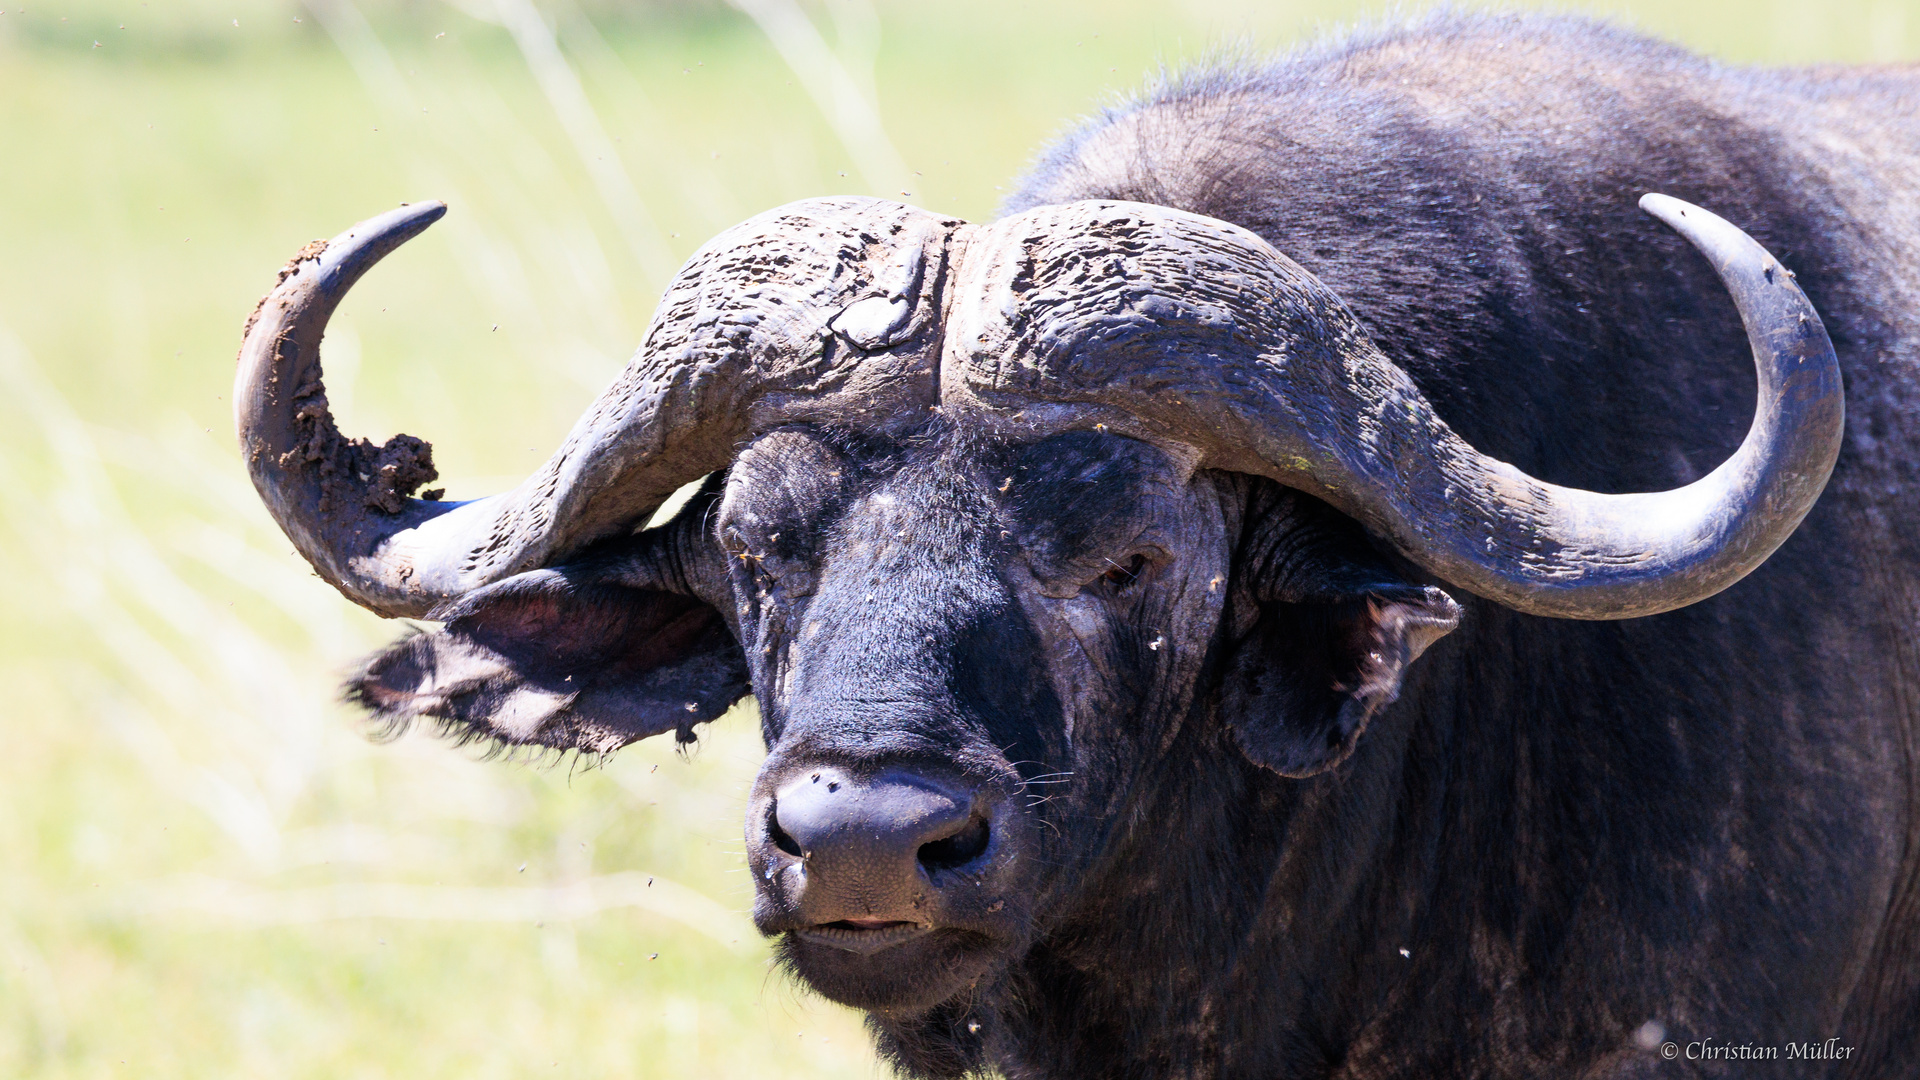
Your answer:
767,801 -> 804,858
917,815 -> 990,872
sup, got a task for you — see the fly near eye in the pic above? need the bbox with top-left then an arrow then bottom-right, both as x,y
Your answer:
1103,553 -> 1148,587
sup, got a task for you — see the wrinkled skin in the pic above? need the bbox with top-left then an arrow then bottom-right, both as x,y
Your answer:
733,425 -> 1220,1013
716,423 -> 1454,1025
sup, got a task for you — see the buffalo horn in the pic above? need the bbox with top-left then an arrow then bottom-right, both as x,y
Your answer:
944,194 -> 1843,620
236,198 -> 954,617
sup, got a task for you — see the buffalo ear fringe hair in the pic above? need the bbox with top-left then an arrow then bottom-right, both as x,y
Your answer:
346,562 -> 750,757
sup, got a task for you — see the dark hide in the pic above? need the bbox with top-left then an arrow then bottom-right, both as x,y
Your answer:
984,11 -> 1920,1080
716,423 -> 1473,1049
347,12 -> 1920,1079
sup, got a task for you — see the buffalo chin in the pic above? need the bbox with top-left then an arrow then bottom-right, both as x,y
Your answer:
777,927 -> 1004,1013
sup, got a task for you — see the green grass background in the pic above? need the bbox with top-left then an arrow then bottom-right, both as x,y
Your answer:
0,1 -> 1911,1076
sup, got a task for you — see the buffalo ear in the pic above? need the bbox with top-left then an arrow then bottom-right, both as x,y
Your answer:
1221,579 -> 1458,778
348,567 -> 750,755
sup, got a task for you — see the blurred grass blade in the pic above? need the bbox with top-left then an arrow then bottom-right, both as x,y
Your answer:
489,0 -> 677,281
727,0 -> 908,195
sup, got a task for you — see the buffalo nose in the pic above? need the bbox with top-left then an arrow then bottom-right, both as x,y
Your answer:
768,770 -> 991,915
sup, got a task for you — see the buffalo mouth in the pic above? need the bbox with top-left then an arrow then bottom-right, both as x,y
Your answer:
777,924 -> 1009,1013
800,919 -> 933,955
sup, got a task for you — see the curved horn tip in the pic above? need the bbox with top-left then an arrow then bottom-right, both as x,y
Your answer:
311,200 -> 449,281
1638,191 -> 1718,236
234,199 -> 457,619
1637,191 -> 1697,223
1637,193 -> 1767,270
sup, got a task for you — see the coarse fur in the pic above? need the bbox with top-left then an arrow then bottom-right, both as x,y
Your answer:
984,11 -> 1920,1077
350,12 -> 1920,1079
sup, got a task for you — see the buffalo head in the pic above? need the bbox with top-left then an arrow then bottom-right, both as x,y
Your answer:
234,194 -> 1840,1020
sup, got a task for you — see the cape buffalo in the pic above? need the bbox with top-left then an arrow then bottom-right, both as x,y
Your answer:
234,12 -> 1919,1078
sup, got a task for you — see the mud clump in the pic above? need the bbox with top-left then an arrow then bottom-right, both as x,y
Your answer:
280,373 -> 439,517
364,434 -> 438,514
290,238 -> 330,268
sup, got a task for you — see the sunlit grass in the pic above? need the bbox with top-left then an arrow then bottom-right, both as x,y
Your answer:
0,0 -> 1911,1076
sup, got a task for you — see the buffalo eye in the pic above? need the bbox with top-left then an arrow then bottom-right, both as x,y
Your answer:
1102,553 -> 1149,589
